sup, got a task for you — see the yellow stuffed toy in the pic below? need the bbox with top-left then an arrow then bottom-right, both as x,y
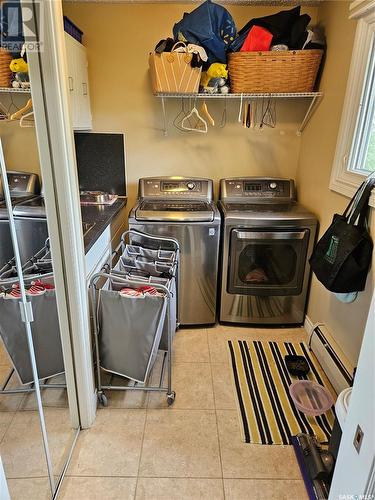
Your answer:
200,63 -> 228,88
10,58 -> 30,89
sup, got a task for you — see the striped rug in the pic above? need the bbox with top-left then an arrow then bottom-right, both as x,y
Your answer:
228,340 -> 336,445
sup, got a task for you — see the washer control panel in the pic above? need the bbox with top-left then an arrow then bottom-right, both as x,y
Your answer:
139,177 -> 213,201
0,171 -> 40,198
161,180 -> 201,193
220,178 -> 295,203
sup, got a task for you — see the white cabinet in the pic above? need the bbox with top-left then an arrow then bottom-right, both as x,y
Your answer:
65,33 -> 92,130
85,226 -> 111,284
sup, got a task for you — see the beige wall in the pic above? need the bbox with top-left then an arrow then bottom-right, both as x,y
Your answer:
63,3 -> 318,210
0,123 -> 40,175
297,0 -> 374,366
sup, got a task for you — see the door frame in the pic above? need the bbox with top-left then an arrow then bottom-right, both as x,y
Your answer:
25,0 -> 96,428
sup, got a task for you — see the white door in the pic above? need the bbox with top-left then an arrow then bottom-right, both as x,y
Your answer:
329,291 -> 375,498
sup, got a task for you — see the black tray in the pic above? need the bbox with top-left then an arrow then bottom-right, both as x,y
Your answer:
285,355 -> 310,376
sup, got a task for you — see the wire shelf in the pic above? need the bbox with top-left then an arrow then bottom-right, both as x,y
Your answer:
155,91 -> 323,135
155,92 -> 323,99
0,87 -> 31,94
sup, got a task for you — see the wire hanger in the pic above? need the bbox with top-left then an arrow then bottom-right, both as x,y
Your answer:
7,94 -> 19,117
181,102 -> 208,134
260,97 -> 276,129
173,98 -> 191,132
219,97 -> 227,128
0,101 -> 9,121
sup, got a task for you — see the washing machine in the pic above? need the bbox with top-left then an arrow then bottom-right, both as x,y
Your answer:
219,177 -> 317,325
128,177 -> 221,325
0,171 -> 40,268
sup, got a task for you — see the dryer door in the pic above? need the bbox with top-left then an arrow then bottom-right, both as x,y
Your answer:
228,228 -> 310,296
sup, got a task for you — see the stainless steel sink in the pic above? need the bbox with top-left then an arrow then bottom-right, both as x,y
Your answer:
82,222 -> 96,237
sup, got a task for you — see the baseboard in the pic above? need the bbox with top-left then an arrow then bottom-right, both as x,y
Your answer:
303,314 -> 314,337
304,316 -> 354,393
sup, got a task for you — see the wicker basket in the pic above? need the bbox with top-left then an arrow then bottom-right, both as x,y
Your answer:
228,50 -> 323,93
0,48 -> 12,88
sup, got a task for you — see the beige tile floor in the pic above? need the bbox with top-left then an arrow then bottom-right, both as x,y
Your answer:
0,344 -> 75,500
3,325 -> 311,500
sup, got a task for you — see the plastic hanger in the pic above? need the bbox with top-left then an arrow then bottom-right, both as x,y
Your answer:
10,98 -> 32,121
238,93 -> 244,123
181,106 -> 207,134
250,100 -> 256,128
242,101 -> 248,128
246,102 -> 251,128
201,100 -> 215,127
19,110 -> 34,128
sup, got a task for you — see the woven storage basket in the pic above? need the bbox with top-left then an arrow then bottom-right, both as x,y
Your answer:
228,49 -> 323,93
0,48 -> 12,88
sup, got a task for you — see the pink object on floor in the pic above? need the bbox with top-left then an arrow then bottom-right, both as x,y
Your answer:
289,380 -> 334,416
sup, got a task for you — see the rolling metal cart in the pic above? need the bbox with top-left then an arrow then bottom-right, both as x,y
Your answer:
0,240 -> 65,395
90,229 -> 179,407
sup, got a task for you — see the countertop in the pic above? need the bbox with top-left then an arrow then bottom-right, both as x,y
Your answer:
82,198 -> 127,254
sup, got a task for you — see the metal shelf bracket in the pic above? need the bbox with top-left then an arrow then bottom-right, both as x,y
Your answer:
296,93 -> 323,135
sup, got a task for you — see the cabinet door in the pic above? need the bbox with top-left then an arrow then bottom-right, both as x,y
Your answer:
65,33 -> 79,128
64,33 -> 92,130
75,43 -> 92,130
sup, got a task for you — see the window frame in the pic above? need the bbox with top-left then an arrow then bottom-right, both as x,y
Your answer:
330,2 -> 375,207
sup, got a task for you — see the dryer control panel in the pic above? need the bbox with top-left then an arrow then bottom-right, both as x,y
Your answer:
220,178 -> 296,203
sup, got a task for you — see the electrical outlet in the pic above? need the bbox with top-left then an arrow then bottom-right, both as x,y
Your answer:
353,425 -> 364,453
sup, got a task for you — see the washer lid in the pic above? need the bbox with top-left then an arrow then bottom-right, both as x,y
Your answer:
0,195 -> 40,220
13,196 -> 46,218
135,200 -> 215,222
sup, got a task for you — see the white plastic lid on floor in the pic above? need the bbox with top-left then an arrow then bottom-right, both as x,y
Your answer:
335,387 -> 352,428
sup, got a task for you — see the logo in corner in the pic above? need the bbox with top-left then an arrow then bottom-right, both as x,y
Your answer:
1,1 -> 43,53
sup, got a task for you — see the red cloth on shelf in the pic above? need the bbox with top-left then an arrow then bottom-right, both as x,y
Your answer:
240,25 -> 273,52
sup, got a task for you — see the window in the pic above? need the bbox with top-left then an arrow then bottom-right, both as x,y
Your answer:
330,1 -> 375,205
348,36 -> 375,174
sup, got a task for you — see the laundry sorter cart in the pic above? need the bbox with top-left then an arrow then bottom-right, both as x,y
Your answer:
0,240 -> 65,396
90,229 -> 179,407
